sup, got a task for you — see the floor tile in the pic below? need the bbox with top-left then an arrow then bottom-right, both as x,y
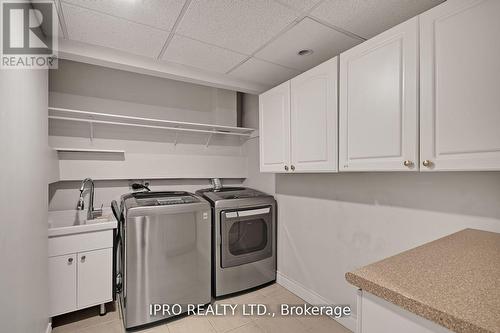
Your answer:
253,315 -> 309,333
298,315 -> 351,333
255,283 -> 288,299
167,316 -> 215,333
52,303 -> 119,332
227,322 -> 264,333
206,303 -> 251,333
140,323 -> 171,333
75,319 -> 125,333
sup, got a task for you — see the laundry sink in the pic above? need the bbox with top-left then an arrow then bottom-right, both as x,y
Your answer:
48,208 -> 117,237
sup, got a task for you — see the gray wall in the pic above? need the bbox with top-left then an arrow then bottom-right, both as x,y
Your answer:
0,70 -> 50,332
48,60 -> 244,209
49,179 -> 244,211
50,60 -> 237,126
275,172 -> 500,329
242,94 -> 275,194
240,93 -> 500,330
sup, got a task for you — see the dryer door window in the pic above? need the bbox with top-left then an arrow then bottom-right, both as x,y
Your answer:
220,206 -> 273,268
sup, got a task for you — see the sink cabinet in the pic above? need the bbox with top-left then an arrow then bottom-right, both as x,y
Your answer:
48,254 -> 77,316
48,229 -> 113,317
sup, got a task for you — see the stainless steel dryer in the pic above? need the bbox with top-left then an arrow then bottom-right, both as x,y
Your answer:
196,187 -> 276,297
118,191 -> 211,329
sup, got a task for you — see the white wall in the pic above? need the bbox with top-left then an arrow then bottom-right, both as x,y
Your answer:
49,178 -> 244,211
0,70 -> 50,332
50,60 -> 236,126
49,60 -> 245,181
275,172 -> 500,331
242,94 -> 275,194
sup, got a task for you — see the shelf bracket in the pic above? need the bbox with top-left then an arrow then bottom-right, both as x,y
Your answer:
205,132 -> 214,147
89,121 -> 94,142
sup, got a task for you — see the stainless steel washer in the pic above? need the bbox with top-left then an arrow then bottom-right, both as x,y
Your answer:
119,191 -> 211,329
196,187 -> 276,297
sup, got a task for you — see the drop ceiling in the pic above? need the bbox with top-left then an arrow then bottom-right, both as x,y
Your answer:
54,0 -> 444,92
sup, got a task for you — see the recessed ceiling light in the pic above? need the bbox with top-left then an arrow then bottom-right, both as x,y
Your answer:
297,49 -> 314,56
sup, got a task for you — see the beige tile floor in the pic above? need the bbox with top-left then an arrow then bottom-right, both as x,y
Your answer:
52,284 -> 351,333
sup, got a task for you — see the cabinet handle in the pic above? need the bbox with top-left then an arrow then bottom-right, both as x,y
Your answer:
81,255 -> 86,263
284,165 -> 289,171
291,165 -> 295,171
68,257 -> 73,264
403,160 -> 413,167
422,160 -> 432,167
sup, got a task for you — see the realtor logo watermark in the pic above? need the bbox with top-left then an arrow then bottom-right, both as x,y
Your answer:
1,0 -> 58,69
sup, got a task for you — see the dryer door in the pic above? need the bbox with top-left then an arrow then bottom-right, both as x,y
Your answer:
220,206 -> 273,268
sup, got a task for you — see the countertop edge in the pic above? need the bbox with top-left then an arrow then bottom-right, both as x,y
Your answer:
48,221 -> 118,237
345,272 -> 492,333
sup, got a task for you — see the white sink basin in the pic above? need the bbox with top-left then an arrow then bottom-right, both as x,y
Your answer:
48,208 -> 117,237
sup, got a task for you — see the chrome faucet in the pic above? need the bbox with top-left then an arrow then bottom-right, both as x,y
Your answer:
77,178 -> 102,220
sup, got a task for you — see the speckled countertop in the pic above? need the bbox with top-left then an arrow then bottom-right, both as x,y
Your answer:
346,229 -> 500,333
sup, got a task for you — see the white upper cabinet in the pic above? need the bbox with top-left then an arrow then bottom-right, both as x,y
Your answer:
420,0 -> 500,171
259,58 -> 338,173
290,57 -> 338,172
259,81 -> 291,173
339,17 -> 419,172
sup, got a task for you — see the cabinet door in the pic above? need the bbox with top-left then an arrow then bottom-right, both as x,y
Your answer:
77,248 -> 112,309
420,0 -> 500,171
361,292 -> 453,333
339,18 -> 419,171
49,254 -> 77,316
259,81 -> 291,173
290,57 -> 338,172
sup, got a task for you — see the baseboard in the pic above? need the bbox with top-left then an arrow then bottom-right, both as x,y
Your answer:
277,271 -> 357,332
45,321 -> 52,333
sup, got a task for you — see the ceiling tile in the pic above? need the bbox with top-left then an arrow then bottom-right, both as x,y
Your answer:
255,17 -> 361,71
176,0 -> 299,55
311,0 -> 445,39
162,35 -> 247,73
62,3 -> 169,58
61,0 -> 185,31
228,58 -> 299,86
275,0 -> 323,13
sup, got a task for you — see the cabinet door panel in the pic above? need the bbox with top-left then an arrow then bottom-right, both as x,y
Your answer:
420,0 -> 500,171
339,18 -> 419,171
49,254 -> 77,316
77,248 -> 113,309
291,57 -> 338,172
259,81 -> 291,173
361,292 -> 453,333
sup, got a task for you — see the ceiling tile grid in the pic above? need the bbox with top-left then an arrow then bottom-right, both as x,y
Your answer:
228,57 -> 299,86
254,17 -> 362,71
61,0 -> 185,31
162,35 -> 248,73
274,0 -> 324,13
62,3 -> 169,58
55,0 -> 447,90
310,0 -> 445,39
175,0 -> 300,55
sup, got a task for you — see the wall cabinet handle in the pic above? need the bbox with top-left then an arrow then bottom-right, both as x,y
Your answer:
81,255 -> 86,263
291,165 -> 295,171
68,257 -> 73,264
284,165 -> 289,171
403,160 -> 413,167
422,160 -> 432,167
